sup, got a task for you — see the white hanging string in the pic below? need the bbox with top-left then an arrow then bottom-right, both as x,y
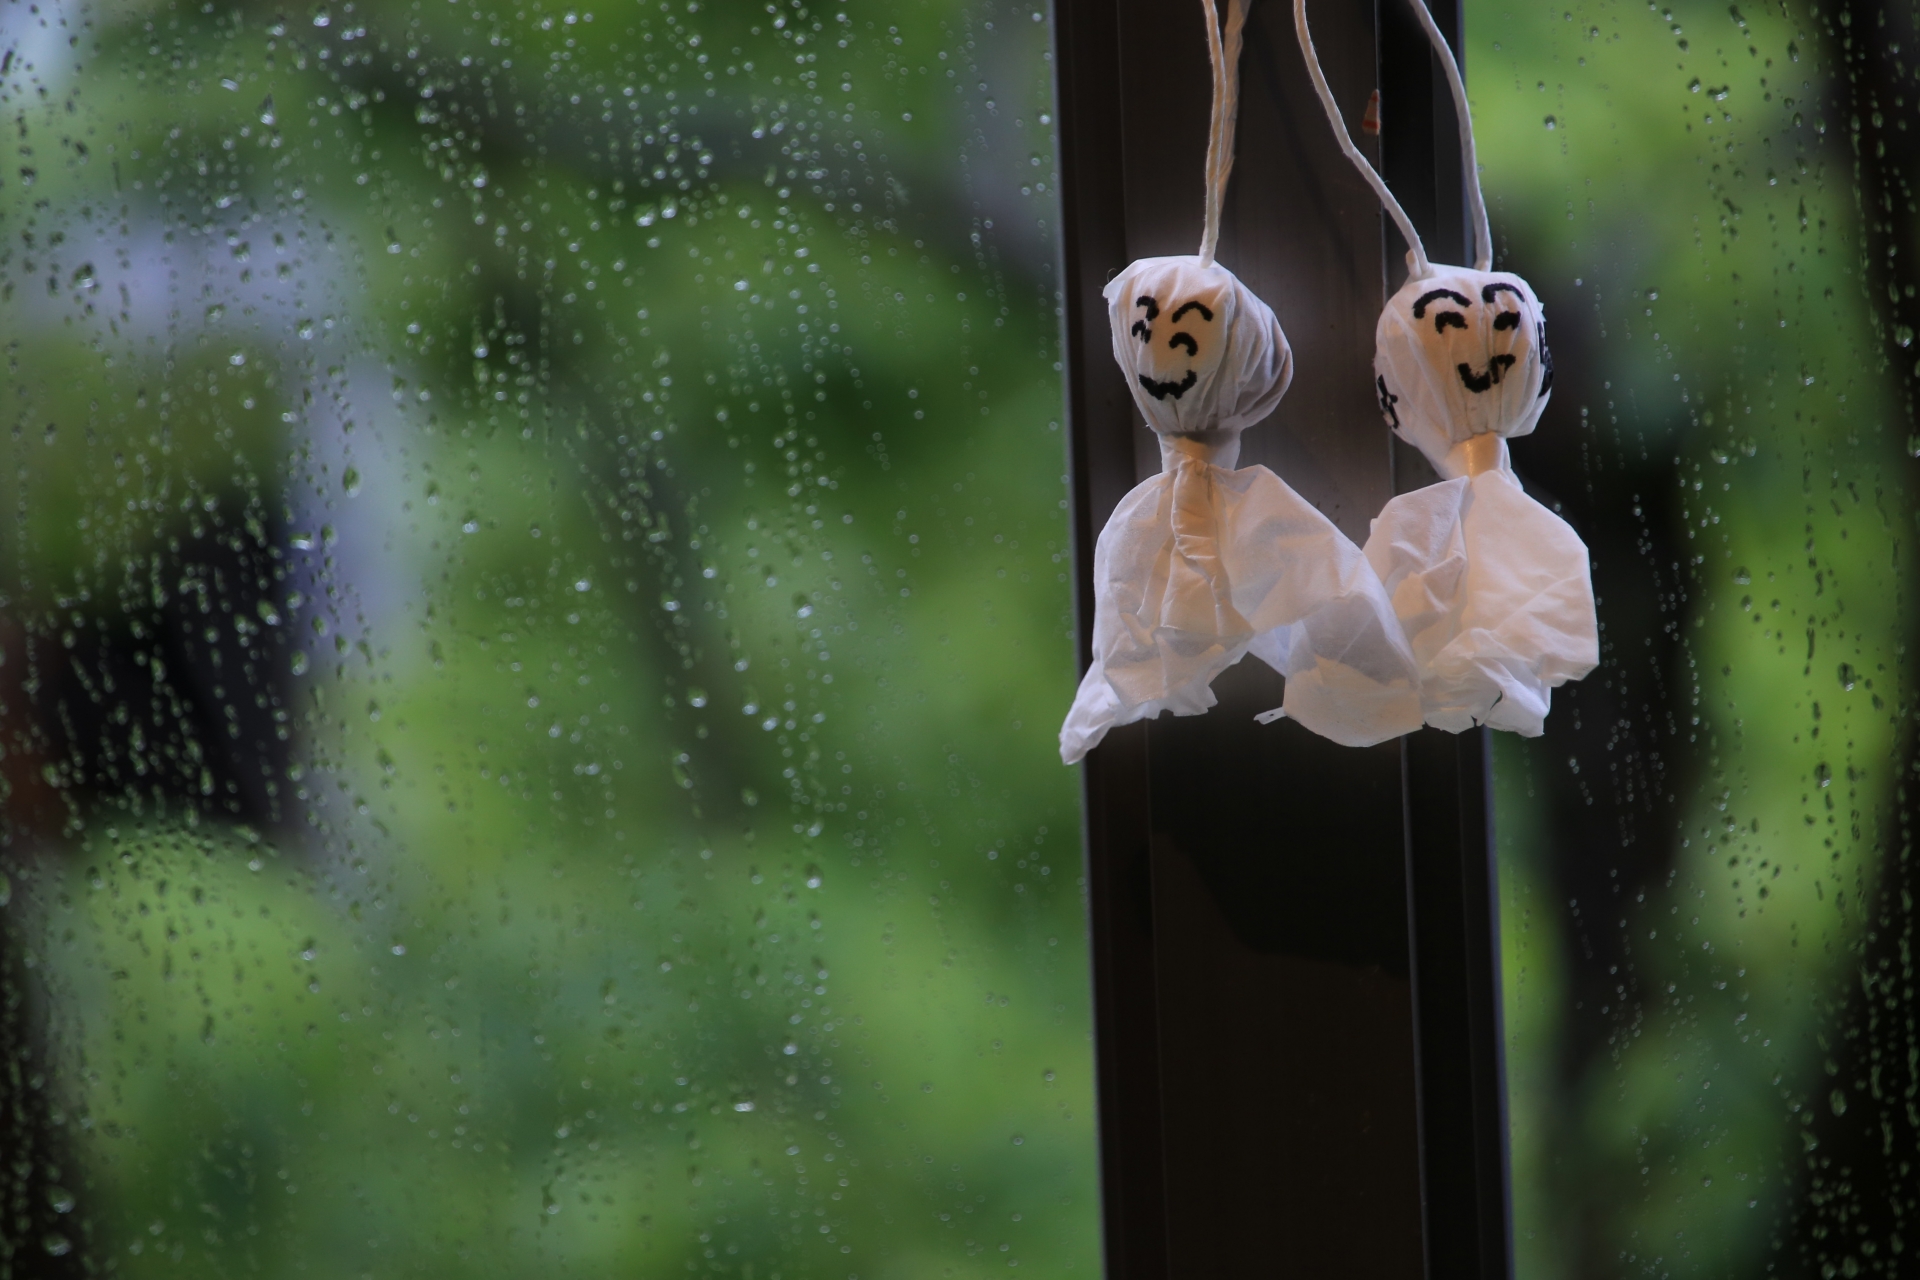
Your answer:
1403,0 -> 1492,271
1198,0 -> 1249,266
1291,0 -> 1431,279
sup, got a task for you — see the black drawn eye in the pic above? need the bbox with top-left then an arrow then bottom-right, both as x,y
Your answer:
1135,295 -> 1161,321
1131,319 -> 1152,342
1376,375 -> 1401,428
1412,287 -> 1472,319
1537,320 -> 1554,397
1169,300 -> 1214,322
1434,311 -> 1468,334
1167,332 -> 1198,356
1492,312 -> 1520,331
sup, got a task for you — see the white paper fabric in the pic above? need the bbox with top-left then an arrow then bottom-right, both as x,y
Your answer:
1291,0 -> 1598,740
1103,256 -> 1293,437
1364,459 -> 1597,737
1060,433 -> 1422,763
1373,266 -> 1551,474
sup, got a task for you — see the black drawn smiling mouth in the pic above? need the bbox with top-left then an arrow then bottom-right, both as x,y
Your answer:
1457,354 -> 1516,393
1139,370 -> 1198,400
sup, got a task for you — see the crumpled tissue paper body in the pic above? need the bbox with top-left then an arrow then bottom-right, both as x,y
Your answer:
1365,447 -> 1597,736
1365,268 -> 1597,736
1058,257 -> 1422,763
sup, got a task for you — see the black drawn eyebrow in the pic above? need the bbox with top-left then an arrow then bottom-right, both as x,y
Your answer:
1412,288 -> 1472,319
1481,282 -> 1525,304
1135,295 -> 1161,321
1169,300 -> 1214,322
1167,332 -> 1198,356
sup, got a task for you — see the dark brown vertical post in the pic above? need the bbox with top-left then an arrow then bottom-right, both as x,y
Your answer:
1381,2 -> 1516,1274
1056,0 -> 1512,1274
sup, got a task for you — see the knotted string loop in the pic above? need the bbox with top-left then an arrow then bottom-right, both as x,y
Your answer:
1292,0 -> 1430,278
1293,0 -> 1494,275
1400,0 -> 1492,270
1198,0 -> 1250,266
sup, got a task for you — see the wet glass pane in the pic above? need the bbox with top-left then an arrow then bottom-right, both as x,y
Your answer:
1474,2 -> 1919,1275
0,1 -> 1099,1275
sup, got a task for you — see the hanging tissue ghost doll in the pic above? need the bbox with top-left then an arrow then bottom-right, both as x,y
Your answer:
1060,0 -> 1422,764
1294,0 -> 1599,736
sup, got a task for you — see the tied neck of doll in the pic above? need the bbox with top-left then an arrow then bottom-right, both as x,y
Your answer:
1441,432 -> 1509,479
1161,430 -> 1241,472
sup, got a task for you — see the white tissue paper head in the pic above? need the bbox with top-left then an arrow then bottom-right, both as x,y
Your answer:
1373,266 -> 1552,478
1104,256 -> 1293,437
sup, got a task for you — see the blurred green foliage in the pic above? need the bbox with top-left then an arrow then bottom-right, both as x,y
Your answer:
1474,2 -> 1919,1276
0,0 -> 1099,1276
8,0 -> 1919,1277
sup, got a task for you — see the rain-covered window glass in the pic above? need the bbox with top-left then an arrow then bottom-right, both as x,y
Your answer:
0,1 -> 1099,1274
1477,3 -> 1920,1275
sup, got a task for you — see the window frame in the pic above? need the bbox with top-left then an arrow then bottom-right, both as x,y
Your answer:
0,1 -> 1514,1274
1052,0 -> 1513,1274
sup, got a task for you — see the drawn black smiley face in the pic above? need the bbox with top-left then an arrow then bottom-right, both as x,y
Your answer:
1127,291 -> 1225,402
1104,255 -> 1292,436
1409,280 -> 1549,398
1372,267 -> 1552,466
